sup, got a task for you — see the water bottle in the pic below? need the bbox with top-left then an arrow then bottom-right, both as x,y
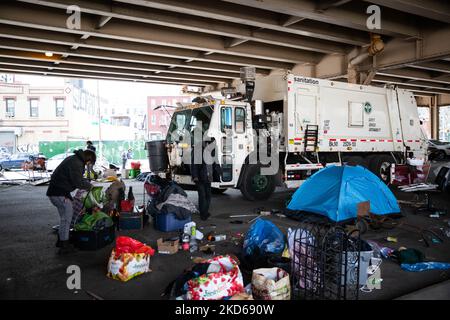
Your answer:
189,226 -> 198,252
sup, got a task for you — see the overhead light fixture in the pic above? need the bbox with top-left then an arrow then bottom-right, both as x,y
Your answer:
45,52 -> 53,57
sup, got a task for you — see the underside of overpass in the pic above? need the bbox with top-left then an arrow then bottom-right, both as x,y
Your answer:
0,0 -> 449,107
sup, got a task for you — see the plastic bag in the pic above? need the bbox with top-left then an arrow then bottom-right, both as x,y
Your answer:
401,262 -> 450,272
107,237 -> 155,282
115,236 -> 155,257
107,250 -> 151,282
243,219 -> 285,257
186,255 -> 244,300
251,267 -> 290,300
83,186 -> 104,209
74,211 -> 113,231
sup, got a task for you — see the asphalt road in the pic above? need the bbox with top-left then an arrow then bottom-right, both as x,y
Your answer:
0,164 -> 449,300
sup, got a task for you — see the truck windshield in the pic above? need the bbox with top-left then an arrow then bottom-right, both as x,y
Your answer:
166,106 -> 213,143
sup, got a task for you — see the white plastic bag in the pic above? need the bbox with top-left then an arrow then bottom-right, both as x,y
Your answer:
252,267 -> 290,300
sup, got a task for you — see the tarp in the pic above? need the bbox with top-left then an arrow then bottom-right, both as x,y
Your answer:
287,165 -> 400,222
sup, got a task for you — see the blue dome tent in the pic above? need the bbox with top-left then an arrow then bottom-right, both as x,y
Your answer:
286,165 -> 400,222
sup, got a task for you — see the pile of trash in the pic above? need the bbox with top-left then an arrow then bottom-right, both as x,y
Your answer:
145,175 -> 198,221
160,218 -> 291,300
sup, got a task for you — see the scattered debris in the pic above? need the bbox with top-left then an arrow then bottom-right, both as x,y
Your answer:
386,236 -> 398,243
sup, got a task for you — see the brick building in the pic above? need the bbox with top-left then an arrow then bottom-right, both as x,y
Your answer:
147,95 -> 191,140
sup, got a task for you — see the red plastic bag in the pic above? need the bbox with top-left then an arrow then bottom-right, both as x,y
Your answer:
115,236 -> 155,257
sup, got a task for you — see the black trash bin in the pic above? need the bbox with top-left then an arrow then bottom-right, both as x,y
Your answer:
145,140 -> 169,172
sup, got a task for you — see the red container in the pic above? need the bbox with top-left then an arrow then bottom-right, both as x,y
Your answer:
131,162 -> 141,170
120,200 -> 134,212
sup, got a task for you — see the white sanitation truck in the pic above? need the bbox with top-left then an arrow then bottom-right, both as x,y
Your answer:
150,73 -> 428,200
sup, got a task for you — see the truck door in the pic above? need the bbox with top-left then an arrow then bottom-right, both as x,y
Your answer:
396,89 -> 428,157
295,93 -> 318,135
219,106 -> 248,183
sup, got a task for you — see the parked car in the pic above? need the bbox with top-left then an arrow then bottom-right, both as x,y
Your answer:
428,140 -> 450,161
0,153 -> 34,171
46,152 -> 110,174
45,153 -> 71,172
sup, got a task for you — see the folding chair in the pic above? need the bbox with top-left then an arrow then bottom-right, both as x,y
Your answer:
399,166 -> 450,215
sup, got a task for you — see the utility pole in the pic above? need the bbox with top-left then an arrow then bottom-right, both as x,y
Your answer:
97,80 -> 102,159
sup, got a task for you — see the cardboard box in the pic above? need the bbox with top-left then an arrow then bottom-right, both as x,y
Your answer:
157,238 -> 179,254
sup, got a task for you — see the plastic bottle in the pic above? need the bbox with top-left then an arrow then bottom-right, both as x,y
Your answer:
128,186 -> 135,202
189,227 -> 198,252
207,234 -> 226,242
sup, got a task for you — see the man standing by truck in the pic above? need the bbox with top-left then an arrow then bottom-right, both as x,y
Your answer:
47,149 -> 95,254
190,117 -> 221,221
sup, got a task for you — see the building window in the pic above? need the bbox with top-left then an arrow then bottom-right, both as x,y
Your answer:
5,98 -> 15,117
55,98 -> 65,117
161,99 -> 167,106
151,115 -> 157,125
439,106 -> 450,141
151,99 -> 156,108
29,99 -> 39,117
126,108 -> 130,115
111,108 -> 115,115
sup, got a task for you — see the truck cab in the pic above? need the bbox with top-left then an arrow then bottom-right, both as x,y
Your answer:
165,98 -> 269,198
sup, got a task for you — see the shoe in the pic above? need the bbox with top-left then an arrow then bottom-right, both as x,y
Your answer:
58,241 -> 77,255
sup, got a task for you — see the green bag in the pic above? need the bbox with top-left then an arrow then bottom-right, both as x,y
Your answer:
74,211 -> 113,231
82,186 -> 104,209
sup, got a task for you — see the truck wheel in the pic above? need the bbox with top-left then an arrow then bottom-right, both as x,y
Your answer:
370,155 -> 394,183
240,164 -> 276,201
212,188 -> 228,195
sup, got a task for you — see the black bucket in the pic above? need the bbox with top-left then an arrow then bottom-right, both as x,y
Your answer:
145,140 -> 169,172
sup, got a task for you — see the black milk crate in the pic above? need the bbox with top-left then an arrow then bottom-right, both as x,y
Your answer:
119,212 -> 144,230
290,221 -> 361,300
71,225 -> 115,251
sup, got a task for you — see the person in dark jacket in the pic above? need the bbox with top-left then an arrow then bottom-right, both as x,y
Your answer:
47,149 -> 96,254
191,139 -> 221,221
86,141 -> 96,152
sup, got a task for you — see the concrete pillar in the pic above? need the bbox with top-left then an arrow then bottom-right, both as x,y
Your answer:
430,95 -> 439,140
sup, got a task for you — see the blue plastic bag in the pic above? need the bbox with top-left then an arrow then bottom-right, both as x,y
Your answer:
401,262 -> 450,272
243,219 -> 285,257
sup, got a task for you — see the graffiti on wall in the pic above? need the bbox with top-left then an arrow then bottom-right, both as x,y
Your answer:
17,144 -> 39,154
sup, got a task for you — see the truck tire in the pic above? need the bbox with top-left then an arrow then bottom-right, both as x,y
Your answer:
212,188 -> 228,195
240,164 -> 276,201
370,155 -> 394,184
